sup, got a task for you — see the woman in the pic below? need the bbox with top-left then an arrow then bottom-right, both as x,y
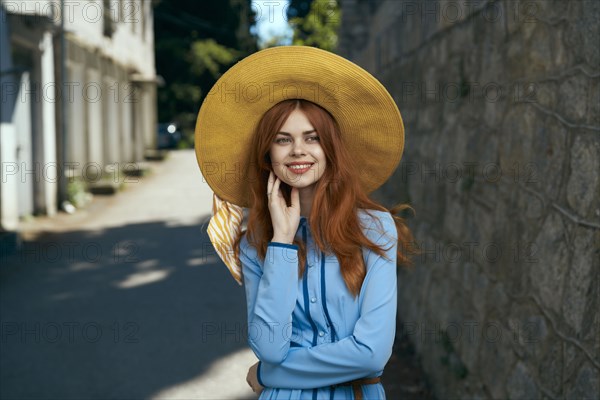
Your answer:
195,46 -> 415,399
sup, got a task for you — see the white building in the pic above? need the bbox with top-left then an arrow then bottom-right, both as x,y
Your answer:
0,0 -> 158,254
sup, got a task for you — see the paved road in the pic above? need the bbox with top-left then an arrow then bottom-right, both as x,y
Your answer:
1,149 -> 258,400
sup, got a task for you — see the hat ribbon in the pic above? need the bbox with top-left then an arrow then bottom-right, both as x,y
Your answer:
207,193 -> 244,286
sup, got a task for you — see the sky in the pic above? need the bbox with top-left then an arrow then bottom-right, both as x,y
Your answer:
250,0 -> 293,47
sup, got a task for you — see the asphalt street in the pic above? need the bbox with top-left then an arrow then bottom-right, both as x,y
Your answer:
1,149 -> 258,400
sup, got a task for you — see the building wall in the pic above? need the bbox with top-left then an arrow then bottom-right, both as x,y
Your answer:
338,0 -> 600,398
60,0 -> 158,169
1,0 -> 155,78
3,13 -> 58,217
1,0 -> 157,222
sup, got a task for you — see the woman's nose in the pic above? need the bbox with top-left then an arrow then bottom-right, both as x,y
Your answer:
290,139 -> 306,156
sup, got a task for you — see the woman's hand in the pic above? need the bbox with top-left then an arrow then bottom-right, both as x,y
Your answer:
246,362 -> 264,396
267,171 -> 300,244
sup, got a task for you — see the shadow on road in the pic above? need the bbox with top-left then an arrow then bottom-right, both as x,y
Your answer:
1,215 -> 254,399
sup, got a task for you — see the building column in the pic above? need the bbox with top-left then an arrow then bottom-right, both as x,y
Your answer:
39,30 -> 57,216
131,79 -> 157,162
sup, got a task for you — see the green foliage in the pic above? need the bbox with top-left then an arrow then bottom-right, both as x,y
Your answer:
289,0 -> 340,51
177,127 -> 195,150
169,83 -> 202,106
188,39 -> 243,78
67,178 -> 92,209
153,1 -> 258,131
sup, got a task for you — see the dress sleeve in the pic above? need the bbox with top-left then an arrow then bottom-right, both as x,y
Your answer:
258,212 -> 398,389
240,236 -> 300,364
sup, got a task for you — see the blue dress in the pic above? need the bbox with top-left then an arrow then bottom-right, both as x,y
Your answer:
240,209 -> 398,400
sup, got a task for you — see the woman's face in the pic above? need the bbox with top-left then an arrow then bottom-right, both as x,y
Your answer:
269,108 -> 327,192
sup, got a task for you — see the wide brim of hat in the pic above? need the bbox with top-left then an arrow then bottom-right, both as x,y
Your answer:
195,45 -> 404,208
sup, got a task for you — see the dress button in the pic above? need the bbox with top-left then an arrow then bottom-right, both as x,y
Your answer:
319,331 -> 325,337
310,297 -> 316,303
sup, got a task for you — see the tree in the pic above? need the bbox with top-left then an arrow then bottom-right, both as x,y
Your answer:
153,0 -> 258,141
289,0 -> 340,52
287,0 -> 313,20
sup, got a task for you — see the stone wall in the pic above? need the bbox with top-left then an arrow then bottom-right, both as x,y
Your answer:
338,0 -> 599,398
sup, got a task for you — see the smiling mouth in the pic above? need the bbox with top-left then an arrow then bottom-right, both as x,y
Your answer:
286,163 -> 314,174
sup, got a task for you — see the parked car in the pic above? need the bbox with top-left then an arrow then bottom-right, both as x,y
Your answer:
157,123 -> 182,149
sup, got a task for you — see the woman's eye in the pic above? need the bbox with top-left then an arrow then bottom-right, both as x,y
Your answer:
275,138 -> 291,144
307,136 -> 320,142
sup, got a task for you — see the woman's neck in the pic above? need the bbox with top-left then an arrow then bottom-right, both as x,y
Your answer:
299,186 -> 316,217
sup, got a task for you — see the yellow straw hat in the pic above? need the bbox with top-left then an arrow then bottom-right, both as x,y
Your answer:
195,45 -> 404,208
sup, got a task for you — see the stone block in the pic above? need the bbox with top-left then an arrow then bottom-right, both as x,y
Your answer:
562,226 -> 596,334
443,197 -> 465,240
565,362 -> 600,400
455,312 -> 483,374
419,180 -> 446,226
533,81 -> 557,111
530,212 -> 569,314
487,193 -> 530,291
579,0 -> 600,68
584,296 -> 600,366
483,98 -> 505,129
425,271 -> 453,327
462,204 -> 492,266
144,149 -> 167,161
435,123 -> 462,168
538,336 -> 563,395
538,0 -> 570,21
515,183 -> 545,224
506,361 -> 540,400
566,135 -> 600,219
508,302 -> 548,360
478,319 -> 516,399
557,73 -> 589,123
471,269 -> 489,319
486,281 -> 510,317
472,3 -> 505,75
462,47 -> 481,89
550,25 -> 571,69
488,189 -> 539,294
506,38 -> 527,83
461,261 -> 476,291
589,78 -> 600,126
523,23 -> 554,77
371,1 -> 399,38
465,124 -> 499,167
581,244 -> 599,366
448,21 -> 474,57
530,114 -> 566,201
417,100 -> 442,133
499,106 -> 539,173
432,35 -> 448,66
563,341 -> 579,380
503,0 -> 522,37
86,180 -> 120,195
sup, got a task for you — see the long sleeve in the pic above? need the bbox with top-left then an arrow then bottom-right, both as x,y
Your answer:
240,237 -> 300,364
258,212 -> 398,389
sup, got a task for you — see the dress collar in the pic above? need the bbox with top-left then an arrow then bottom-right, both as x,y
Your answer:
298,216 -> 309,235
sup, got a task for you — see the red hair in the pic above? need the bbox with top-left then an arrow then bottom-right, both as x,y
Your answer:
235,99 -> 416,298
